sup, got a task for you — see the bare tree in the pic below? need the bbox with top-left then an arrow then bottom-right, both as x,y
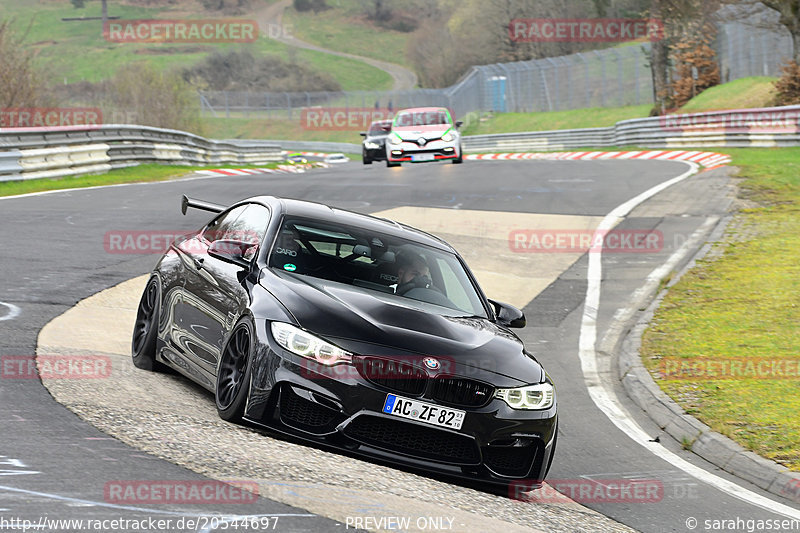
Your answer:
648,0 -> 721,113
0,21 -> 49,108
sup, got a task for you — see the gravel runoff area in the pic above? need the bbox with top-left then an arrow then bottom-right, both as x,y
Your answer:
36,276 -> 635,533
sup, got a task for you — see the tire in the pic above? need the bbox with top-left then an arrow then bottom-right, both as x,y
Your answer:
362,149 -> 372,165
452,145 -> 463,164
131,277 -> 161,371
215,317 -> 254,423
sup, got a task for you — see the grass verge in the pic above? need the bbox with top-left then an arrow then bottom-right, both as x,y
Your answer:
460,105 -> 653,136
0,162 -> 283,198
201,116 -> 360,143
640,147 -> 800,471
679,77 -> 778,113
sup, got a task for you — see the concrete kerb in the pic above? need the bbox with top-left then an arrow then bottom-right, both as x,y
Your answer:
608,199 -> 800,501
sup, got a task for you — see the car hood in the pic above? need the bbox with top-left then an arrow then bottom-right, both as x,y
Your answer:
259,269 -> 543,386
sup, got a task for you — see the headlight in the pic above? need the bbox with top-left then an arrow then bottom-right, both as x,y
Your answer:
495,383 -> 554,410
389,135 -> 403,145
441,132 -> 454,142
270,322 -> 352,366
364,142 -> 380,149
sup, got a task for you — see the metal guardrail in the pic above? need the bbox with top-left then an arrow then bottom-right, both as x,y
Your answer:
232,139 -> 361,154
463,105 -> 800,152
1,105 -> 798,181
0,125 -> 283,182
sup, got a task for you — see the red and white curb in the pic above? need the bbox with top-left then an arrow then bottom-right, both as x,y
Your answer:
466,150 -> 732,170
193,163 -> 327,177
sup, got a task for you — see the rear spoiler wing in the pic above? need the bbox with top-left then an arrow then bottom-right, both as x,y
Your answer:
181,195 -> 225,215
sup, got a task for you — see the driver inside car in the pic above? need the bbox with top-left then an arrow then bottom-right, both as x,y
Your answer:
394,250 -> 437,295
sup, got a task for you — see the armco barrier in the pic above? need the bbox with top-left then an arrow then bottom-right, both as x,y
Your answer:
1,106 -> 798,181
0,124 -> 283,182
0,149 -> 23,176
463,105 -> 800,152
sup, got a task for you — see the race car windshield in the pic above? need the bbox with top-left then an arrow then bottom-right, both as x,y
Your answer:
394,111 -> 450,127
268,217 -> 487,318
369,123 -> 391,134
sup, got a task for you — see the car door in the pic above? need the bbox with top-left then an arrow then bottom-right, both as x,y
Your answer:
178,203 -> 271,380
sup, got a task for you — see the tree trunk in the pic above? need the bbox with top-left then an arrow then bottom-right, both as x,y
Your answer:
102,0 -> 108,26
650,0 -> 670,114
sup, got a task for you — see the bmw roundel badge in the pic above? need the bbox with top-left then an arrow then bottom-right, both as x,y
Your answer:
423,357 -> 440,370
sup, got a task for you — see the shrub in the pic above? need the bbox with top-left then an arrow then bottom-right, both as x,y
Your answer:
773,60 -> 800,106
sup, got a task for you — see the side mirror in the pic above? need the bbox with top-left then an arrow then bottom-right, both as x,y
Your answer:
359,132 -> 367,137
208,239 -> 257,268
489,299 -> 526,328
455,120 -> 463,128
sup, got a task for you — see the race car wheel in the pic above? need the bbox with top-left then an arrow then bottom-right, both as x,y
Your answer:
453,145 -> 463,164
132,277 -> 163,371
216,317 -> 254,423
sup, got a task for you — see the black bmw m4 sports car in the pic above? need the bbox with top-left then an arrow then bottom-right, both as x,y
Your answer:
132,195 -> 558,488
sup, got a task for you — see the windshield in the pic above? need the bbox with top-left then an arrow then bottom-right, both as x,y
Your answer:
268,217 -> 487,318
393,110 -> 451,127
368,122 -> 391,134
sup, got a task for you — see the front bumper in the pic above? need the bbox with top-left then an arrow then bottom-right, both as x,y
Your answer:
362,142 -> 386,161
386,139 -> 460,163
244,336 -> 557,486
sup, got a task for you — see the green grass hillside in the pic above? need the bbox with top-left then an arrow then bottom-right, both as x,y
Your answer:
282,0 -> 412,67
0,0 -> 391,90
679,77 -> 778,113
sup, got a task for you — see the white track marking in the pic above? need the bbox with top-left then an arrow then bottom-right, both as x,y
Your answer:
578,162 -> 800,519
0,302 -> 21,321
0,167 -> 303,202
0,484 -> 315,519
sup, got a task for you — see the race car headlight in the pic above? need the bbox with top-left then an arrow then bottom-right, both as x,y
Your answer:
364,142 -> 380,149
495,383 -> 554,410
441,132 -> 454,142
389,135 -> 403,145
270,322 -> 352,366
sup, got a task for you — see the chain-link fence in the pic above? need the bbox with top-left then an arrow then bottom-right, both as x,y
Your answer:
717,22 -> 793,81
199,23 -> 795,120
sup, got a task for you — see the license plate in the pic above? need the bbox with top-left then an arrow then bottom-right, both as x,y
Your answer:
411,153 -> 435,162
382,394 -> 465,430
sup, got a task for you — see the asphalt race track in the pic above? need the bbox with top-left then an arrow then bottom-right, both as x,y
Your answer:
1,159 -> 799,532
